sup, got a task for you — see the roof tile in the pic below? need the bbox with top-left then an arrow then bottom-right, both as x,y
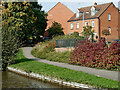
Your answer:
68,2 -> 112,22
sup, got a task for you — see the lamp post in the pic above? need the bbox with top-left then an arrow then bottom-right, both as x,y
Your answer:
83,12 -> 84,27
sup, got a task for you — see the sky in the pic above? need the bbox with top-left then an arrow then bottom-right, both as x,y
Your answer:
38,0 -> 120,13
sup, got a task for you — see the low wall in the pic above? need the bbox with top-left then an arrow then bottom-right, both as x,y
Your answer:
55,47 -> 74,52
7,67 -> 93,89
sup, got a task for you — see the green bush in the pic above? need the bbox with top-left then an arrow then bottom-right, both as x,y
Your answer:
47,22 -> 64,38
71,32 -> 79,37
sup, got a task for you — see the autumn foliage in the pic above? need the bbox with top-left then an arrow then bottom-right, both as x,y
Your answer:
70,39 -> 119,70
44,42 -> 56,52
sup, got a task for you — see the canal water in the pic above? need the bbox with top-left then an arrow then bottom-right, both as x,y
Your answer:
2,71 -> 67,88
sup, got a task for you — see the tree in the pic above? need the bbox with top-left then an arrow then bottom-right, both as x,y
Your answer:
82,26 -> 94,38
47,22 -> 64,38
3,2 -> 37,44
102,29 -> 111,36
2,2 -> 47,43
2,6 -> 20,71
82,26 -> 94,42
30,2 -> 47,42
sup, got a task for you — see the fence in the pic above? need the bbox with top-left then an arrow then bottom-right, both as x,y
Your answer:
55,38 -> 84,48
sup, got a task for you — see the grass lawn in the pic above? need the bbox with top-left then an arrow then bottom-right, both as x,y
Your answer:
9,49 -> 119,88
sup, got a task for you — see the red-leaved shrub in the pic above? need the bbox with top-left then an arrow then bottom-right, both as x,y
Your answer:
44,42 -> 56,52
70,39 -> 119,70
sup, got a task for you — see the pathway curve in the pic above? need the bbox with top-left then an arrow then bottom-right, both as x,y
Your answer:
23,47 -> 119,81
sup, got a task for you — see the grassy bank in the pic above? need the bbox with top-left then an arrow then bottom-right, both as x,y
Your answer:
31,34 -> 83,63
9,49 -> 118,88
31,48 -> 71,63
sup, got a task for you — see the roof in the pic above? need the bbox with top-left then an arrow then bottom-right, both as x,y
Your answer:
47,2 -> 73,14
68,2 -> 113,22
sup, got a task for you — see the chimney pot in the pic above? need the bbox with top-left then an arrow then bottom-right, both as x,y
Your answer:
94,2 -> 97,5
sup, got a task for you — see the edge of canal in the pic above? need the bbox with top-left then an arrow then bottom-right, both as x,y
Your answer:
7,66 -> 96,89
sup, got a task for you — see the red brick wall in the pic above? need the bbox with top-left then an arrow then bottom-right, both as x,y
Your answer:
46,2 -> 74,34
99,3 -> 119,42
68,19 -> 99,37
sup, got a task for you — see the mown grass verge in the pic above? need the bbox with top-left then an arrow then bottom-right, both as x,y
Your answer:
9,49 -> 118,88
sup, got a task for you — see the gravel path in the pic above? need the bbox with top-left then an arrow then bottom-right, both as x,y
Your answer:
23,47 -> 119,81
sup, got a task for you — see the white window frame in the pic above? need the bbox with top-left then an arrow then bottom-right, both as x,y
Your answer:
108,27 -> 111,34
91,20 -> 95,27
85,21 -> 88,26
71,23 -> 73,30
76,22 -> 79,29
94,32 -> 97,38
108,14 -> 111,21
91,6 -> 95,16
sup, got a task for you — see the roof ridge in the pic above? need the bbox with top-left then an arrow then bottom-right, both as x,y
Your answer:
78,2 -> 112,10
47,2 -> 73,14
47,2 -> 62,13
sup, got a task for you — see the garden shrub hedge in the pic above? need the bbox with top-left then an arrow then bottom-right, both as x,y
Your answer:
70,39 -> 119,70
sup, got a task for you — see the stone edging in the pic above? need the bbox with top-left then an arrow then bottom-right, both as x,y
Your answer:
8,67 -> 95,89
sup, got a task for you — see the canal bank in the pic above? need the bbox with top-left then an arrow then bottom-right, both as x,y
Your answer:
8,49 -> 118,89
7,67 -> 92,89
2,70 -> 67,88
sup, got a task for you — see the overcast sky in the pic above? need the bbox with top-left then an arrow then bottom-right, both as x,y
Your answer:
38,0 -> 120,13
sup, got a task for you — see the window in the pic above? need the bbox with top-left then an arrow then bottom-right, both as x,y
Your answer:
94,32 -> 98,39
108,27 -> 111,34
108,14 -> 111,21
91,6 -> 95,16
85,21 -> 88,26
79,12 -> 83,16
91,20 -> 95,27
95,9 -> 99,13
76,12 -> 83,18
71,23 -> 73,30
76,22 -> 79,29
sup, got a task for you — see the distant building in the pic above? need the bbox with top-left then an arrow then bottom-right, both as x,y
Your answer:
46,2 -> 120,41
46,2 -> 74,34
68,2 -> 120,41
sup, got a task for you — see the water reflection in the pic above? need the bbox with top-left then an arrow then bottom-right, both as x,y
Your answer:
2,71 -> 66,88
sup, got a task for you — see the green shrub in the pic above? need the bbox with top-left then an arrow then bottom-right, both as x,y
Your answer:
71,32 -> 79,37
47,22 -> 64,38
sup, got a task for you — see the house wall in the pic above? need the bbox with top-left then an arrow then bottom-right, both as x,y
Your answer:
68,19 -> 99,37
99,4 -> 119,42
46,2 -> 74,34
118,12 -> 120,39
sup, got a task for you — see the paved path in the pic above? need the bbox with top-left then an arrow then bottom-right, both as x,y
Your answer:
23,47 -> 119,81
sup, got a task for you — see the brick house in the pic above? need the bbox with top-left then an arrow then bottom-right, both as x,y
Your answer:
46,2 -> 74,34
68,2 -> 120,41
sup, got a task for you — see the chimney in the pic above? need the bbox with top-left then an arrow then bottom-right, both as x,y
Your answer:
94,2 -> 97,5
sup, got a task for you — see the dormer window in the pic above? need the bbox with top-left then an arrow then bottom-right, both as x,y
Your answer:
95,9 -> 99,13
79,12 -> 83,16
76,8 -> 83,18
91,6 -> 95,16
76,9 -> 80,18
